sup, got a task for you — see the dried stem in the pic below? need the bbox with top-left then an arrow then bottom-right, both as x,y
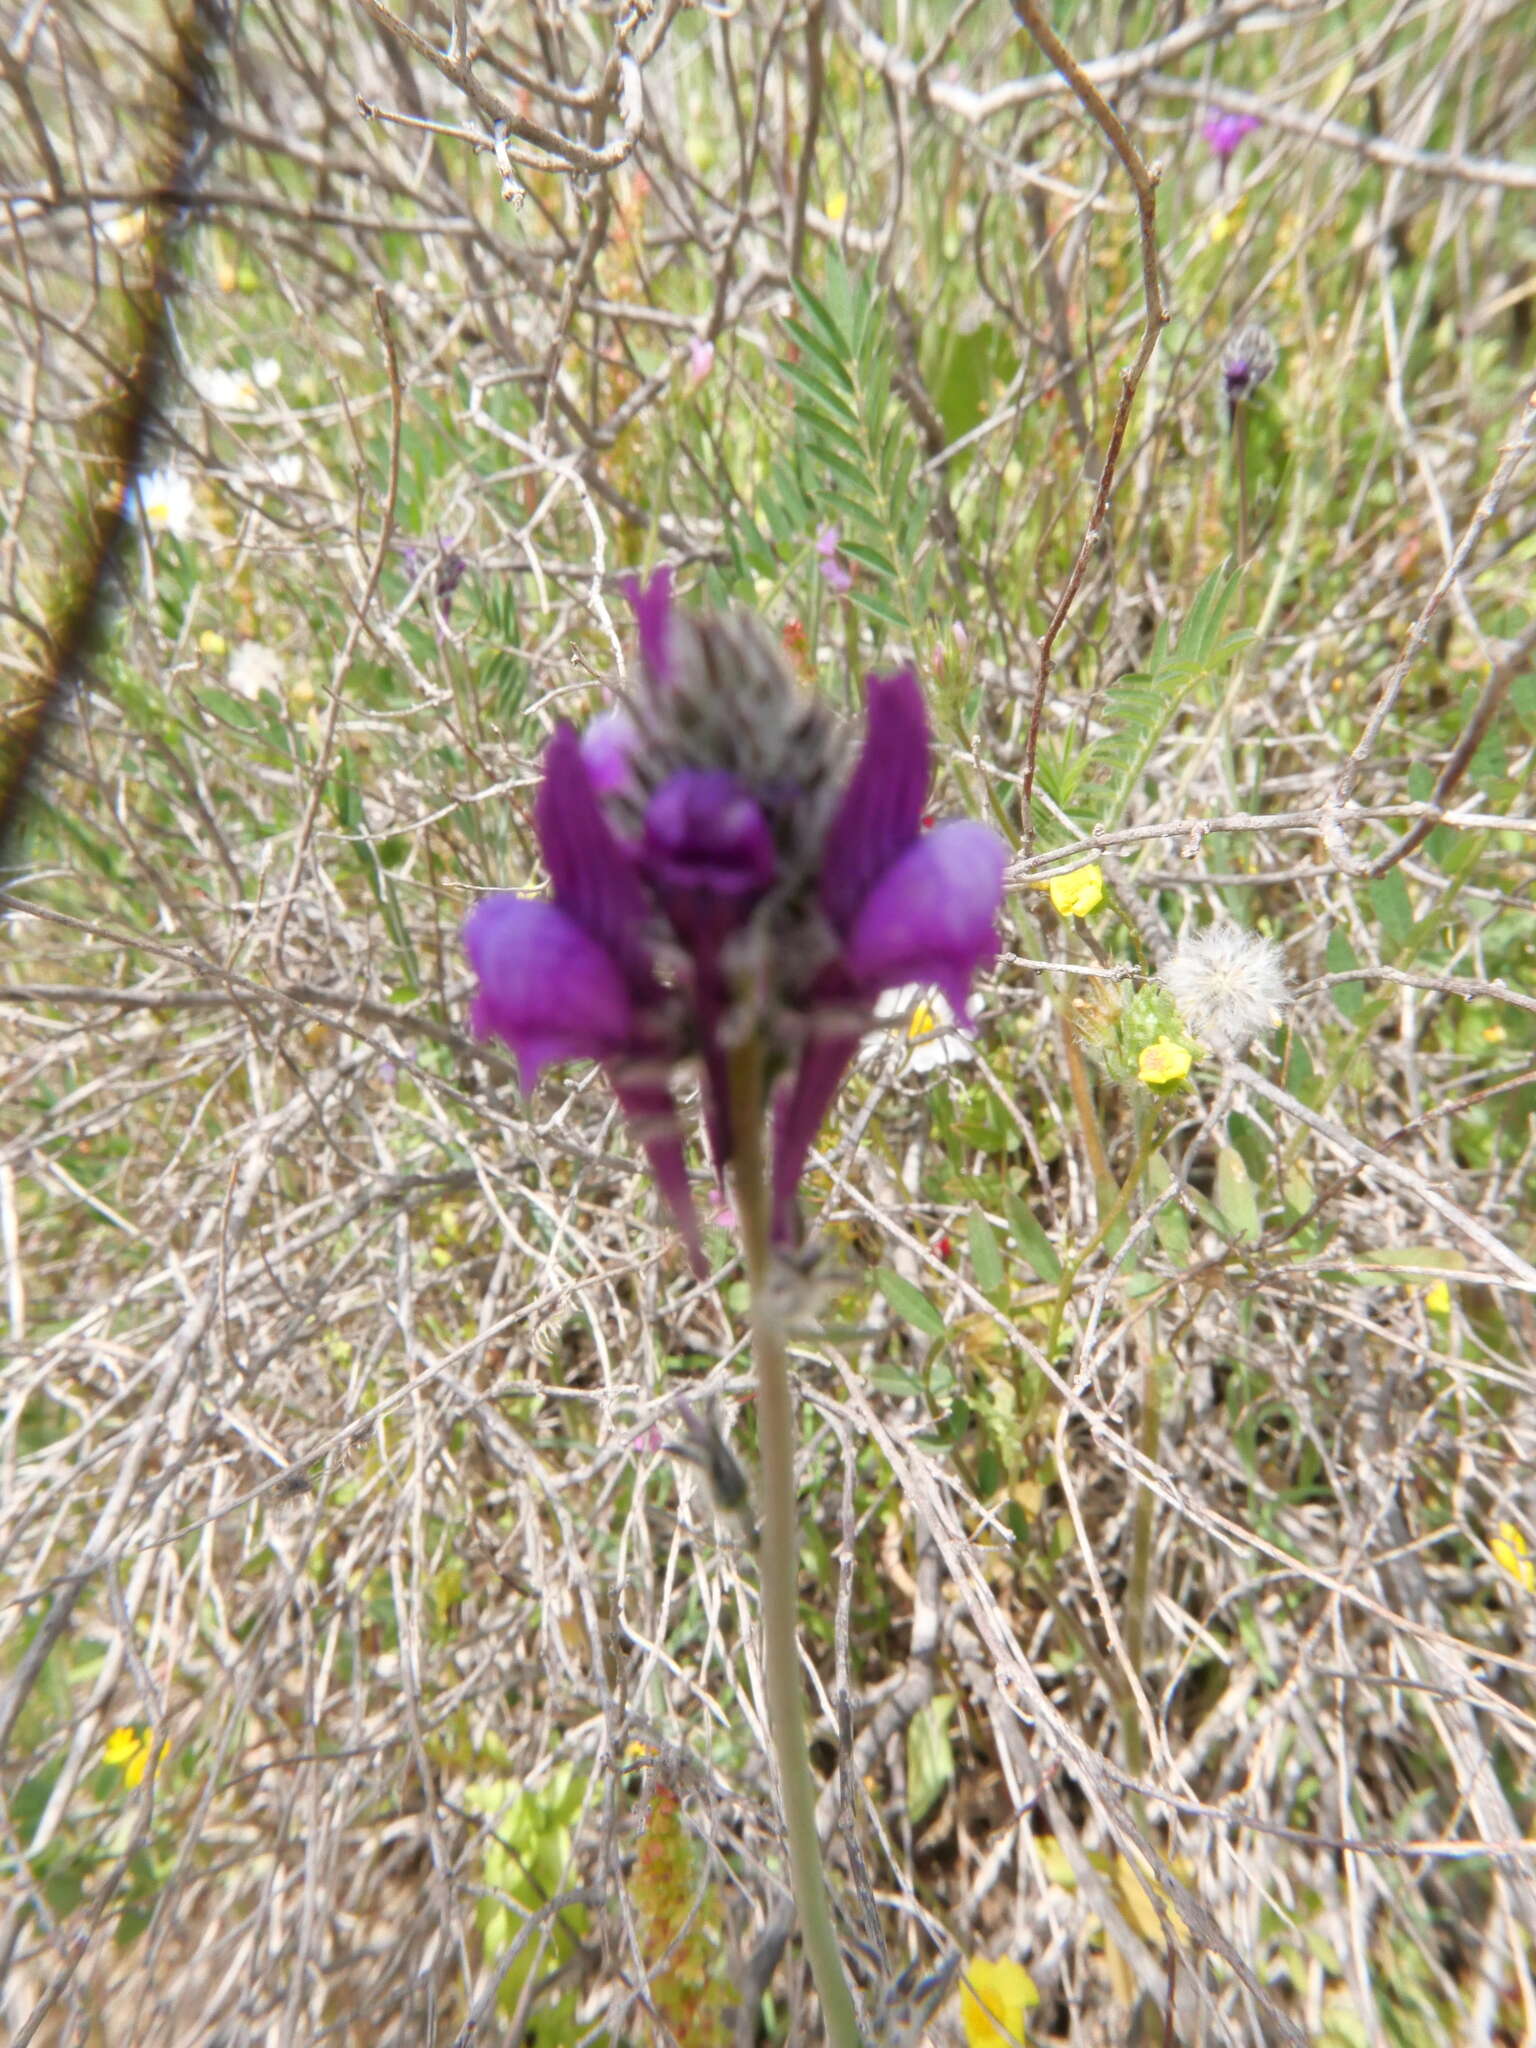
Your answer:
1010,0 -> 1169,845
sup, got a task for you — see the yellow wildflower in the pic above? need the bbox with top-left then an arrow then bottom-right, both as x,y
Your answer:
198,629 -> 228,657
104,209 -> 149,249
1044,863 -> 1104,918
1424,1281 -> 1451,1316
104,1725 -> 164,1789
825,191 -> 848,223
1138,1037 -> 1193,1087
960,1956 -> 1039,2048
1207,199 -> 1246,247
1492,1523 -> 1535,1595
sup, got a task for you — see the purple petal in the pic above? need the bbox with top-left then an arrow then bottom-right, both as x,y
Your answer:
622,566 -> 674,687
536,724 -> 653,978
465,896 -> 633,1089
845,820 -> 1007,1015
581,708 -> 639,798
770,1024 -> 863,1244
609,1067 -> 707,1277
642,770 -> 777,902
820,668 -> 929,934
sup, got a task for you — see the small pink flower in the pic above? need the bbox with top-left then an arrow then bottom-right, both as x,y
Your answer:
815,524 -> 852,594
688,335 -> 715,385
1202,112 -> 1261,161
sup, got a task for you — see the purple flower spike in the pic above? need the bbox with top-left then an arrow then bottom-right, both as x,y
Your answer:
846,821 -> 1008,1016
1202,112 -> 1261,161
623,567 -> 675,686
466,897 -> 633,1090
463,581 -> 1009,1267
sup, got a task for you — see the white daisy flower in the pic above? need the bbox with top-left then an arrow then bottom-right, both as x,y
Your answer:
127,466 -> 195,541
227,641 -> 285,699
870,985 -> 977,1074
192,365 -> 261,413
251,356 -> 282,390
1160,923 -> 1291,1056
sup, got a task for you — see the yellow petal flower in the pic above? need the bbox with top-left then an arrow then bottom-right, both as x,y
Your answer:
1492,1523 -> 1535,1595
104,1725 -> 165,1787
960,1955 -> 1038,2048
826,191 -> 848,223
1138,1037 -> 1193,1087
104,1726 -> 144,1769
1424,1281 -> 1451,1316
1044,863 -> 1104,918
198,629 -> 228,657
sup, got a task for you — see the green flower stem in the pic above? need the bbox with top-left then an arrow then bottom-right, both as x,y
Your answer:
727,1043 -> 863,2048
1233,401 -> 1251,563
1043,1093 -> 1162,1359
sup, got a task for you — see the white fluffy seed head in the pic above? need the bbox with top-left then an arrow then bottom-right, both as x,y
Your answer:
1160,923 -> 1291,1056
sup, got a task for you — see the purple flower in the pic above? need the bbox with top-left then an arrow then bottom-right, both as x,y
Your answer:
464,575 -> 1009,1267
816,523 -> 853,595
688,335 -> 715,385
1202,112 -> 1261,162
1222,321 -> 1279,423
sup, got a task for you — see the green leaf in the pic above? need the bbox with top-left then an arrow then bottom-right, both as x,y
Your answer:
851,586 -> 909,632
1146,1155 -> 1191,1262
783,316 -> 856,389
1215,1146 -> 1262,1244
1003,1190 -> 1062,1281
781,358 -> 861,428
906,1694 -> 956,1824
1325,929 -> 1365,1017
875,1268 -> 946,1340
1367,867 -> 1413,951
967,1205 -> 1006,1293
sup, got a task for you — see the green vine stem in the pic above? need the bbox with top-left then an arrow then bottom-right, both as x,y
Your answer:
727,1043 -> 864,2048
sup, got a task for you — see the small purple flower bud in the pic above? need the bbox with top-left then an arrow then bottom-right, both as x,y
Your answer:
1202,111 -> 1261,161
434,550 -> 467,623
1222,322 -> 1279,424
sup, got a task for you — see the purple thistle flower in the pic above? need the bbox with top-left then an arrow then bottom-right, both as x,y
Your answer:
463,574 -> 1008,1268
1202,111 -> 1261,162
815,523 -> 853,595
